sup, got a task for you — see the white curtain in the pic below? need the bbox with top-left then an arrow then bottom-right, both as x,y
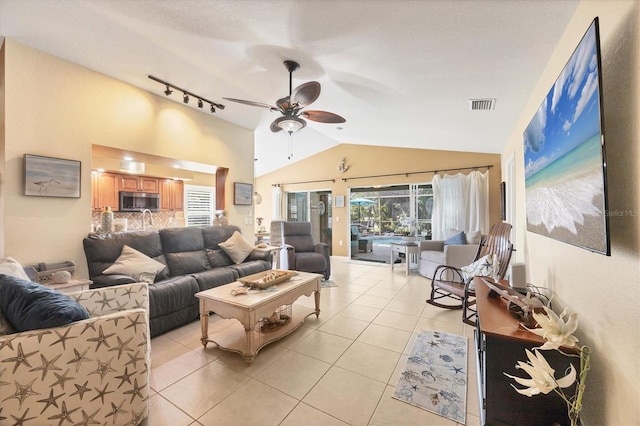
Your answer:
432,171 -> 489,239
272,186 -> 282,220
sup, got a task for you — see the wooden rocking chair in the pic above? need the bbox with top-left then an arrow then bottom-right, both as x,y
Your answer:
427,222 -> 514,325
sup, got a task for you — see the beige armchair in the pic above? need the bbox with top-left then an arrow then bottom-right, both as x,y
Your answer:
0,283 -> 150,425
417,232 -> 481,280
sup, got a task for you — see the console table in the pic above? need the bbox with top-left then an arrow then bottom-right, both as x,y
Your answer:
474,278 -> 578,425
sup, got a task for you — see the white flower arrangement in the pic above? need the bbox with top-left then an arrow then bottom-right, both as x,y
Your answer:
504,305 -> 591,426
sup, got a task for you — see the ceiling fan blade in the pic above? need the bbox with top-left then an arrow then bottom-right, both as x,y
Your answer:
222,97 -> 277,111
301,110 -> 346,124
270,119 -> 283,133
275,97 -> 291,112
292,81 -> 321,107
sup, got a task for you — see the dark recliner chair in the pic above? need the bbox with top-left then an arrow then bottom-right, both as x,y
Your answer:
270,221 -> 331,280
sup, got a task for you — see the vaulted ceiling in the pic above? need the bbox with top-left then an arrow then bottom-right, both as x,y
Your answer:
0,0 -> 579,176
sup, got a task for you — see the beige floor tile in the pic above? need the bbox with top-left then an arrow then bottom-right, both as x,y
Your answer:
373,310 -> 420,332
357,323 -> 412,353
388,353 -> 409,385
290,330 -> 353,364
159,361 -> 250,419
214,341 -> 287,377
337,303 -> 382,323
369,385 -> 457,426
318,314 -> 370,340
197,379 -> 298,426
254,350 -> 331,399
150,346 -> 212,392
384,299 -> 426,317
414,316 -> 465,336
353,294 -> 391,309
365,286 -> 401,299
335,341 -> 401,383
145,393 -> 195,426
340,283 -> 373,294
303,366 -> 387,425
280,402 -> 349,426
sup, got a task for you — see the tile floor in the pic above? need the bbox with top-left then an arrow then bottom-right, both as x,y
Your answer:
146,259 -> 480,426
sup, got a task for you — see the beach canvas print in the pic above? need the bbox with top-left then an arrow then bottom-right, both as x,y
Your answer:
523,19 -> 609,255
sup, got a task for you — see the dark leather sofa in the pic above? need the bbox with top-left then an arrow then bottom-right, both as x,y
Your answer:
83,225 -> 271,337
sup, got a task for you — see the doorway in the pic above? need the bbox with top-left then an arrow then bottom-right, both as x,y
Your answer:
285,190 -> 332,254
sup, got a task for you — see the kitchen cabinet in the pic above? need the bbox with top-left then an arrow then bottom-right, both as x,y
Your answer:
91,171 -> 119,211
160,179 -> 184,211
119,175 -> 159,193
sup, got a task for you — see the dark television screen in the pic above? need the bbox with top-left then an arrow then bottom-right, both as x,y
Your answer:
523,17 -> 610,256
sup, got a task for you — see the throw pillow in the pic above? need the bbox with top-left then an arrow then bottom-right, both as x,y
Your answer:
0,256 -> 31,281
219,231 -> 254,264
444,231 -> 467,246
0,257 -> 32,334
465,230 -> 482,245
103,245 -> 166,284
460,254 -> 500,284
0,274 -> 90,332
205,248 -> 233,268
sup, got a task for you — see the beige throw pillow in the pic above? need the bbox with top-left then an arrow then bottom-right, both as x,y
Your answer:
0,257 -> 31,281
103,245 -> 165,284
219,231 -> 254,264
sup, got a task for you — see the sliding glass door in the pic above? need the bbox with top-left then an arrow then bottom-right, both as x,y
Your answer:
285,190 -> 333,253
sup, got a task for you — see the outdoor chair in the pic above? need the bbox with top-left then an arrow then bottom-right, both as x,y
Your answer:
427,222 -> 513,325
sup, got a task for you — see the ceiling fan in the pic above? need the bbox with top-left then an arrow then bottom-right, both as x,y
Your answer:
223,60 -> 346,136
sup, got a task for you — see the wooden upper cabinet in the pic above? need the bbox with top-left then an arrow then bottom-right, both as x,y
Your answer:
160,179 -> 184,211
119,175 -> 159,193
92,171 -> 119,211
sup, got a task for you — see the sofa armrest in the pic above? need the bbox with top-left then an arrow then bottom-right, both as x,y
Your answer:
88,273 -> 137,289
313,242 -> 330,256
419,240 -> 445,251
247,248 -> 272,262
0,307 -> 150,425
442,244 -> 479,269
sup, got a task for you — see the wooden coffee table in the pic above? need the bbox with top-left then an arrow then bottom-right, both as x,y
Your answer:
195,271 -> 322,363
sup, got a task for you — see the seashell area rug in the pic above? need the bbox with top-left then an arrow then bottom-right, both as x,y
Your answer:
392,329 -> 468,423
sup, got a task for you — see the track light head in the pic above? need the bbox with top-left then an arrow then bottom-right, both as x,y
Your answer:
183,93 -> 189,104
210,104 -> 216,114
197,98 -> 203,108
164,84 -> 172,96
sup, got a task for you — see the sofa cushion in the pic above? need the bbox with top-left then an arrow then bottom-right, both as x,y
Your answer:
465,230 -> 482,245
420,250 -> 445,263
228,260 -> 272,278
103,245 -> 166,284
205,248 -> 233,268
192,267 -> 239,291
444,231 -> 467,246
164,251 -> 210,276
202,225 -> 241,249
219,231 -> 255,264
0,274 -> 90,332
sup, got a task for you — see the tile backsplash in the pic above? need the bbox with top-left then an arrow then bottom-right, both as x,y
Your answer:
91,210 -> 183,233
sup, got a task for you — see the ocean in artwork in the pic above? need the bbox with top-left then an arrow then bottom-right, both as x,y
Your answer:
526,133 -> 606,239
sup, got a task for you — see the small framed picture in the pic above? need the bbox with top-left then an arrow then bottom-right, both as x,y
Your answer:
234,182 -> 253,205
334,195 -> 345,208
24,154 -> 81,198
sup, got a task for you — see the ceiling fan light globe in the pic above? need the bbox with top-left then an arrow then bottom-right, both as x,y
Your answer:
275,116 -> 306,133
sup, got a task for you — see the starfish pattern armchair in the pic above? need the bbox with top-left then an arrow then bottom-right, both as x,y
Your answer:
0,283 -> 150,425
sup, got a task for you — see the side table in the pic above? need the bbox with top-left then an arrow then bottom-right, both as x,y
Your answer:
390,242 -> 420,275
43,277 -> 92,294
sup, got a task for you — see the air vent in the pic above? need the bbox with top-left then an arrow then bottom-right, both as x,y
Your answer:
469,98 -> 496,111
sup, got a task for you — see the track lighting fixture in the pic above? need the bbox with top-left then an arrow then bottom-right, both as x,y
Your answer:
148,75 -> 225,115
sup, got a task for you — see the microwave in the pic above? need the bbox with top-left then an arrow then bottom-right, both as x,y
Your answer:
119,191 -> 160,212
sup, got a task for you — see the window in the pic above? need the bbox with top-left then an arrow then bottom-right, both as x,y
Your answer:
184,185 -> 215,226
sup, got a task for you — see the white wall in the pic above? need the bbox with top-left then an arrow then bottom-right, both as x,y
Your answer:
1,39 -> 255,277
502,1 -> 639,424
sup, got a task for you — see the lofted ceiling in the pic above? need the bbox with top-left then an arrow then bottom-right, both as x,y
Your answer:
0,0 -> 579,176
